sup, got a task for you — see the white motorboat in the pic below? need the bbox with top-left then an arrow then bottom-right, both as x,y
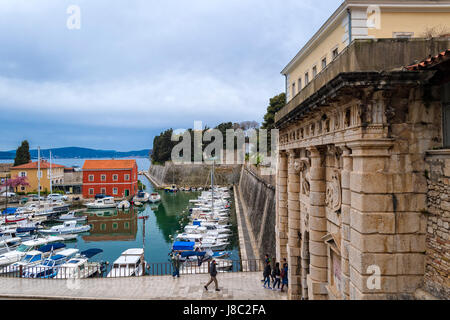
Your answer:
0,237 -> 63,267
1,242 -> 66,274
19,201 -> 70,217
117,200 -> 131,210
176,234 -> 230,251
39,220 -> 91,235
0,237 -> 22,254
179,258 -> 232,274
54,248 -> 104,279
57,211 -> 87,222
22,248 -> 80,278
149,192 -> 161,203
133,191 -> 150,203
85,197 -> 116,209
107,248 -> 145,277
183,225 -> 231,238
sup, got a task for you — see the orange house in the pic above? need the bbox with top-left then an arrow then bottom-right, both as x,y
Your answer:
82,160 -> 138,199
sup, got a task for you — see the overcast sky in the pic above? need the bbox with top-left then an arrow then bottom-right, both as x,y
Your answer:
0,0 -> 341,151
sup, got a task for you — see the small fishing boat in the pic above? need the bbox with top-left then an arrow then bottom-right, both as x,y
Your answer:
39,220 -> 91,235
85,197 -> 116,209
149,192 -> 161,203
107,248 -> 145,277
117,200 -> 131,210
133,201 -> 143,207
133,191 -> 150,203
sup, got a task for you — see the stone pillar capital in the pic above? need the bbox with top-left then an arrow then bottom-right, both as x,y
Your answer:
335,144 -> 352,157
346,139 -> 394,157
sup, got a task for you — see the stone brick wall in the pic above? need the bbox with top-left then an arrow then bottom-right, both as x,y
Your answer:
148,162 -> 242,188
424,150 -> 450,300
239,164 -> 276,259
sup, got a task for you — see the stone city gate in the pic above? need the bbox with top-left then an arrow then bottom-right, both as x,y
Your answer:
275,70 -> 444,299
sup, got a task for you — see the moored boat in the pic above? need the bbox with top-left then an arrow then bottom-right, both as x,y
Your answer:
149,192 -> 161,203
107,248 -> 145,277
39,220 -> 91,235
85,197 -> 116,209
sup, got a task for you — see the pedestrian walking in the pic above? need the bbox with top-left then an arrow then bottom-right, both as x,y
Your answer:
204,259 -> 220,291
263,261 -> 272,289
270,257 -> 276,282
280,260 -> 288,292
272,262 -> 281,290
171,251 -> 180,278
261,254 -> 270,282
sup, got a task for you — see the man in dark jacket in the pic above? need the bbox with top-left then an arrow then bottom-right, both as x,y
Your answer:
263,261 -> 272,289
204,260 -> 220,291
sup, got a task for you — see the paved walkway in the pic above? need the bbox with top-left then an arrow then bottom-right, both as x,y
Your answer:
0,272 -> 287,300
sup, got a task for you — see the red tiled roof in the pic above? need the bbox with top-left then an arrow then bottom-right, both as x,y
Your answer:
82,159 -> 136,170
12,160 -> 65,169
405,49 -> 450,71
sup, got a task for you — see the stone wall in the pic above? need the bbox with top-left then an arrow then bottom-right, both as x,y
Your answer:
148,162 -> 242,188
239,164 -> 276,259
424,150 -> 450,300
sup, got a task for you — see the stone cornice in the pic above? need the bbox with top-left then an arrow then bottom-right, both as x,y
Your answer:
275,70 -> 434,130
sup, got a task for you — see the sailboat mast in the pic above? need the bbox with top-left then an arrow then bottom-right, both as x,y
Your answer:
38,147 -> 41,206
49,150 -> 52,194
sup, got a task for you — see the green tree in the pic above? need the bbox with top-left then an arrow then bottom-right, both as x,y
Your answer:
151,129 -> 178,164
260,93 -> 286,153
261,93 -> 286,130
14,140 -> 31,166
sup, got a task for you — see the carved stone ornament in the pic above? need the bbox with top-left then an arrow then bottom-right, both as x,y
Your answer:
325,169 -> 342,213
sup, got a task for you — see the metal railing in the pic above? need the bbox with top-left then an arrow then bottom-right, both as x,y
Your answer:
0,259 -> 264,279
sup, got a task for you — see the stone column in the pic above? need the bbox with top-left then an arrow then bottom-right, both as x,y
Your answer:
276,151 -> 288,263
287,150 -> 301,300
338,145 -> 352,300
347,140 -> 398,300
306,146 -> 328,300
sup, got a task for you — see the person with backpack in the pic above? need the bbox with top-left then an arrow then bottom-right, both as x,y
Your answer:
280,260 -> 288,292
272,262 -> 281,290
263,261 -> 272,289
204,260 -> 220,291
171,251 -> 180,278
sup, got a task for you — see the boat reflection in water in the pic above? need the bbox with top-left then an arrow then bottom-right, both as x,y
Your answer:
82,208 -> 138,242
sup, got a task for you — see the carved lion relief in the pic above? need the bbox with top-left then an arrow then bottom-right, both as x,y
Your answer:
325,169 -> 342,213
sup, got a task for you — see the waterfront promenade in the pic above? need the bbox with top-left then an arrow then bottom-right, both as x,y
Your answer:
0,272 -> 287,300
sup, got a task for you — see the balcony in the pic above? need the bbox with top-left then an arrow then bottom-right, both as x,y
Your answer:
275,37 -> 450,128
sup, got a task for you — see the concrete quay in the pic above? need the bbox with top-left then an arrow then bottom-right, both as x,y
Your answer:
0,272 -> 287,300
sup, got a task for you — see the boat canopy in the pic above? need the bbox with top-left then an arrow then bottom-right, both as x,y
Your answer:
1,208 -> 17,215
38,243 -> 66,253
81,248 -> 103,258
172,241 -> 195,251
16,227 -> 37,233
193,220 -> 201,226
180,251 -> 207,258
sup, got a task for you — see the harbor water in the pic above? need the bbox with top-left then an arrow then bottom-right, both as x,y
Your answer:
1,158 -> 241,272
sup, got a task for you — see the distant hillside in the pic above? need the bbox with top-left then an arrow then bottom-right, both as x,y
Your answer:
2,147 -> 152,159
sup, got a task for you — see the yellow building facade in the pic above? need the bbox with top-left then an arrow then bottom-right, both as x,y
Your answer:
10,160 -> 65,194
283,0 -> 450,103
